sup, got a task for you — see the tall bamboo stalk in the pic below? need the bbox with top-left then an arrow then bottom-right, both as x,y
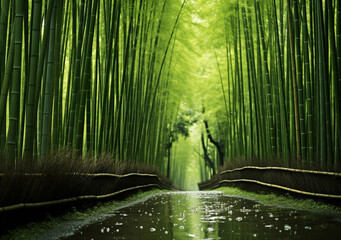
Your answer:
6,0 -> 24,160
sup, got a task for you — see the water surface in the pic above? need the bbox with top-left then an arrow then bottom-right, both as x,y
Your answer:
60,191 -> 341,239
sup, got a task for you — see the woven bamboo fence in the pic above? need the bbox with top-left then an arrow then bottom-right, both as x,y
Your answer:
0,172 -> 175,213
198,166 -> 341,200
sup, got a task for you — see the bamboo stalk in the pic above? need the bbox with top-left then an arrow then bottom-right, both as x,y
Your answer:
6,0 -> 24,160
287,0 -> 301,162
41,0 -> 57,158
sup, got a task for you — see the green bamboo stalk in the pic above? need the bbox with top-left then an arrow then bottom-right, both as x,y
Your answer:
236,1 -> 244,157
287,0 -> 301,162
323,1 -> 333,168
273,0 -> 290,160
293,0 -> 307,163
257,1 -> 276,156
31,1 -> 54,157
113,0 -> 135,159
131,0 -> 148,161
254,0 -> 266,159
41,0 -> 57,158
92,8 -> 100,153
57,0 -> 71,148
135,0 -> 160,163
122,0 -> 144,161
302,0 -> 313,164
230,13 -> 244,158
336,0 -> 341,169
18,0 -> 30,158
5,0 -> 24,161
24,0 -> 42,160
75,0 -> 98,152
0,0 -> 10,85
0,26 -> 14,155
327,0 -> 341,169
98,0 -> 121,153
316,0 -> 327,167
51,0 -> 65,153
227,46 -> 233,160
241,6 -> 254,158
67,0 -> 85,146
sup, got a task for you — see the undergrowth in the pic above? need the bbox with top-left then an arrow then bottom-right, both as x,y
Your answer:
0,148 -> 173,207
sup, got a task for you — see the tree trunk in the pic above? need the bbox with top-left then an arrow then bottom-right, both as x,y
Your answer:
204,120 -> 224,166
201,132 -> 216,175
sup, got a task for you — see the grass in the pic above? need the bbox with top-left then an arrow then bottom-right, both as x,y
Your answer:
0,148 -> 173,207
0,189 -> 167,240
217,186 -> 341,217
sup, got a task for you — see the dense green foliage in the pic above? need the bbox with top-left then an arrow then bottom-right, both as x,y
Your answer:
0,0 -> 185,173
0,0 -> 340,188
168,0 -> 341,184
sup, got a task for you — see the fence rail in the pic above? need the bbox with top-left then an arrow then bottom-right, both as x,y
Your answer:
0,172 -> 175,213
0,183 -> 164,213
220,166 -> 341,177
198,166 -> 341,200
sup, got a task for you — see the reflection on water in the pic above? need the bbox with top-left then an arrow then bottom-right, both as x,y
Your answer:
62,192 -> 341,239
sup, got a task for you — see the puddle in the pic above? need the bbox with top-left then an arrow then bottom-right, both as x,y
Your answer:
54,191 -> 340,239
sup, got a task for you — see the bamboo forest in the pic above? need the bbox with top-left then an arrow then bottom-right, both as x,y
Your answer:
1,0 -> 341,239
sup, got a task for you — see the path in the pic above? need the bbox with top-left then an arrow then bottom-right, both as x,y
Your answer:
42,192 -> 341,239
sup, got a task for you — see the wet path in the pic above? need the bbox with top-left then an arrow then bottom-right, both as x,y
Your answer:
60,191 -> 341,239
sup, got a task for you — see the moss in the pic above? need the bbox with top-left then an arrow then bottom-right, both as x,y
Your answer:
217,187 -> 341,216
0,189 -> 167,240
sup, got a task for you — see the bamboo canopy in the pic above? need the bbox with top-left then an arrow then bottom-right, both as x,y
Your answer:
0,0 -> 341,188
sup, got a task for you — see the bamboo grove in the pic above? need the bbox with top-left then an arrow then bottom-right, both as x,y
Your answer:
218,0 -> 341,170
174,0 -> 341,175
157,0 -> 341,185
0,0 -> 186,172
1,0 -> 340,188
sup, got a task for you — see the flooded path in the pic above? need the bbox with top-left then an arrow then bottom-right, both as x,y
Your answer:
59,191 -> 341,239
